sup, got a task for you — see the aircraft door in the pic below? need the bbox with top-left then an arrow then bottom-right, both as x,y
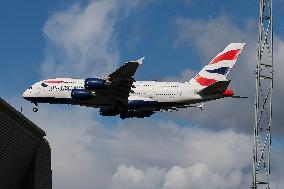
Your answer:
35,86 -> 41,95
148,86 -> 154,99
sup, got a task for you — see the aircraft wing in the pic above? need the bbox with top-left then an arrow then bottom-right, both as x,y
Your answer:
104,57 -> 144,110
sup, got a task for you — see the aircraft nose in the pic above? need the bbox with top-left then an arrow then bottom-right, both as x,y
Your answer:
22,89 -> 31,100
22,90 -> 28,98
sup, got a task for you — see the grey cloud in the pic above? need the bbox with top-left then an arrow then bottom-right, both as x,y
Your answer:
9,97 -> 284,188
26,105 -> 252,189
172,16 -> 284,134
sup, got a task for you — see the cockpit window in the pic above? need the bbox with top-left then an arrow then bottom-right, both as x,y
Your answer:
41,83 -> 48,87
29,86 -> 32,89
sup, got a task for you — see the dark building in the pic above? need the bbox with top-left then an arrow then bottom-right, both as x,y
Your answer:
0,97 -> 52,189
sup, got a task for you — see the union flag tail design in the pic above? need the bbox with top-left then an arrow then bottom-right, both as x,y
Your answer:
190,43 -> 246,88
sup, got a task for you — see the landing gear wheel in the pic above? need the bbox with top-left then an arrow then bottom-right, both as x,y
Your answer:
33,102 -> 39,112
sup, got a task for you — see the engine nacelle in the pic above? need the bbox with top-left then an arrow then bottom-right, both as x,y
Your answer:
100,107 -> 119,116
85,78 -> 106,90
71,89 -> 93,100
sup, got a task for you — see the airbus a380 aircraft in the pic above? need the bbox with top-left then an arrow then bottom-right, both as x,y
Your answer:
23,43 -> 246,119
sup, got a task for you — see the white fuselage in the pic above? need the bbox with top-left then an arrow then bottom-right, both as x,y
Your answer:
22,78 -> 214,109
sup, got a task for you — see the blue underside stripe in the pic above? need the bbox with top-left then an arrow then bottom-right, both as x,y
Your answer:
128,100 -> 159,108
24,98 -> 183,109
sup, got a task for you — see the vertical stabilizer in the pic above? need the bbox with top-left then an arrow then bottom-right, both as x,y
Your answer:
189,43 -> 246,88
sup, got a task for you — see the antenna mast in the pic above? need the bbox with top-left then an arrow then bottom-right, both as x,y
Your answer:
252,0 -> 273,188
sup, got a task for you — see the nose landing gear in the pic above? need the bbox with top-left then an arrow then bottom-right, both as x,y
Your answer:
33,103 -> 39,112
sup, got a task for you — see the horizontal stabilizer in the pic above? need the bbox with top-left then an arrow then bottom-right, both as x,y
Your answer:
230,96 -> 248,99
198,80 -> 230,95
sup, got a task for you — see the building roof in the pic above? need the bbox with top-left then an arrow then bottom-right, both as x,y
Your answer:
0,97 -> 46,138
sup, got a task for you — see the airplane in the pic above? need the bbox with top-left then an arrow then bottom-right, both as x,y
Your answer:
23,43 -> 246,119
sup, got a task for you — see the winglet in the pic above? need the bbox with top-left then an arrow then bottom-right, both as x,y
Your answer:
136,57 -> 145,65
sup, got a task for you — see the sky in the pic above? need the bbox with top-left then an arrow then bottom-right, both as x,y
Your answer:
1,0 -> 284,188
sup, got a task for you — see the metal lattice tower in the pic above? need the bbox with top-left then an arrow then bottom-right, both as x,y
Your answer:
252,0 -> 273,189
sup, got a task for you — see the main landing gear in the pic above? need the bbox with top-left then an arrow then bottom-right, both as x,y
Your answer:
33,103 -> 39,112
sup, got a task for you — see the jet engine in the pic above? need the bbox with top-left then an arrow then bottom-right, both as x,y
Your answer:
71,89 -> 93,100
100,107 -> 119,116
85,78 -> 106,90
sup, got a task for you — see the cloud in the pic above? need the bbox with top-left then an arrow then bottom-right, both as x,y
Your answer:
163,164 -> 244,189
41,0 -> 121,78
113,165 -> 145,184
111,164 -> 246,189
28,107 -> 252,189
110,163 -> 250,189
163,68 -> 196,82
40,0 -> 160,79
111,165 -> 165,189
